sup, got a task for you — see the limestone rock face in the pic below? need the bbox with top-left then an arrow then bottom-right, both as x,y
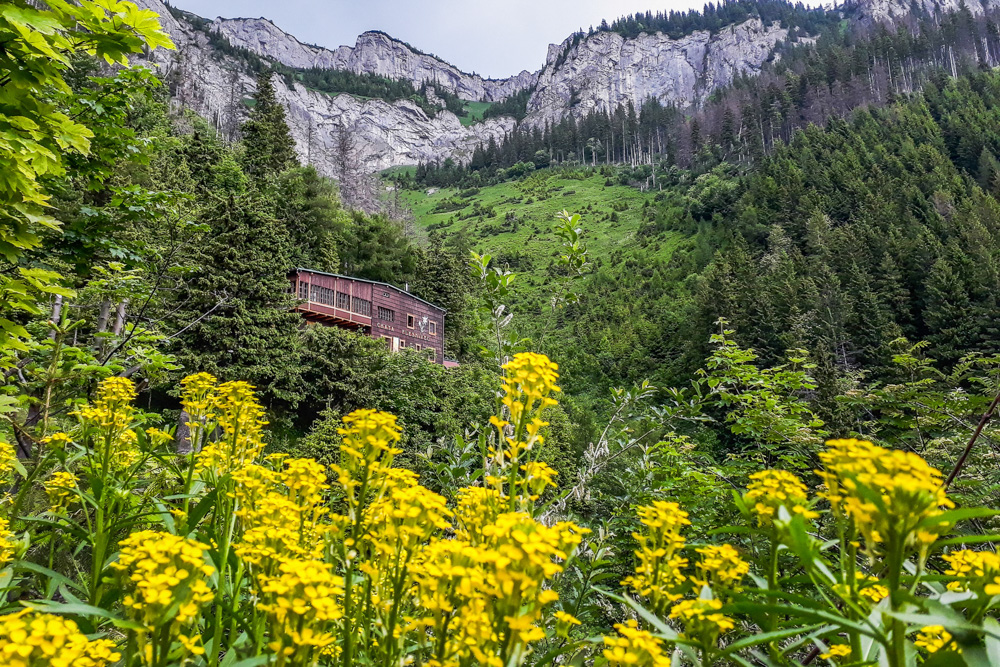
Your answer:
134,0 -> 516,174
210,18 -> 538,102
524,19 -> 788,126
851,0 -> 1000,24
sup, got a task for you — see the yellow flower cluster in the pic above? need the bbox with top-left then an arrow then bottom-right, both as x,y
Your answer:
693,544 -> 749,591
669,598 -> 735,645
258,559 -> 345,659
0,517 -> 16,568
621,501 -> 690,611
73,376 -> 139,470
519,460 -> 558,498
111,530 -> 214,658
856,573 -> 889,604
817,439 -> 953,554
489,353 -> 561,476
820,644 -> 851,661
333,408 -> 403,508
411,510 -> 586,667
0,437 -> 15,482
367,479 -> 452,559
744,469 -> 817,526
0,610 -> 120,667
196,380 -> 268,475
234,459 -> 330,574
602,619 -> 672,667
943,549 -> 1000,595
914,625 -> 953,653
453,486 -> 503,543
43,471 -> 77,514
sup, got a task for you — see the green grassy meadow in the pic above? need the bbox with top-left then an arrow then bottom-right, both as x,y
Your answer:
401,169 -> 684,302
459,100 -> 493,126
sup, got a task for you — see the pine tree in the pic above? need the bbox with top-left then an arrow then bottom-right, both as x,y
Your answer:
171,158 -> 303,407
241,71 -> 298,178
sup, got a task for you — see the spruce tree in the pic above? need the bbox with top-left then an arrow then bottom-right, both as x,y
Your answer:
171,157 -> 303,407
241,71 -> 298,178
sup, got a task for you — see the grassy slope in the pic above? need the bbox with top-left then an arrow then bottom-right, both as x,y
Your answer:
459,100 -> 493,126
401,169 -> 684,305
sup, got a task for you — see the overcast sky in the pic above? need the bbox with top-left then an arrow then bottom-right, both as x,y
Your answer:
168,0 -> 736,79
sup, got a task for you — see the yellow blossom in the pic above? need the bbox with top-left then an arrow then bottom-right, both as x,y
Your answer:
0,609 -> 120,667
622,501 -> 690,611
914,625 -> 953,653
0,517 -> 16,568
942,549 -> 1000,595
820,644 -> 851,661
0,438 -> 16,482
693,544 -> 749,591
258,559 -> 344,661
111,530 -> 214,660
43,471 -> 77,514
744,469 -> 817,526
602,619 -> 672,667
669,598 -> 734,645
817,439 -> 954,556
195,381 -> 268,475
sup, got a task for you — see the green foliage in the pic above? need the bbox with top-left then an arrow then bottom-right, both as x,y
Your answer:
0,0 -> 172,353
240,71 -> 298,178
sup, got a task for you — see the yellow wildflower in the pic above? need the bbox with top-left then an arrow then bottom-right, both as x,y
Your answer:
454,486 -> 503,543
622,501 -> 690,611
744,469 -> 817,525
820,644 -> 851,661
602,619 -> 671,667
0,438 -> 16,482
817,439 -> 953,555
196,380 -> 268,475
520,460 -> 558,497
914,625 -> 953,653
43,471 -> 77,514
111,530 -> 214,659
0,609 -> 120,667
693,544 -> 749,591
258,559 -> 344,660
0,517 -> 16,568
942,549 -> 1000,595
554,610 -> 581,638
669,598 -> 735,645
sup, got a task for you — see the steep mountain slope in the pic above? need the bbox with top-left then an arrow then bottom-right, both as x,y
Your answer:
212,19 -> 539,102
138,0 -> 980,176
136,0 -> 515,173
525,18 -> 788,125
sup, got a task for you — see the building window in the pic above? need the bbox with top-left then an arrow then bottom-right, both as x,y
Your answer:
298,282 -> 309,299
378,307 -> 394,322
427,348 -> 436,362
415,343 -> 421,351
398,340 -> 406,348
407,314 -> 415,328
429,321 -> 437,335
336,291 -> 350,310
352,297 -> 371,317
381,336 -> 391,348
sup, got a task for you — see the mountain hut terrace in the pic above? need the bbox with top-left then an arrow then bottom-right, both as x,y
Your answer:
290,268 -> 450,365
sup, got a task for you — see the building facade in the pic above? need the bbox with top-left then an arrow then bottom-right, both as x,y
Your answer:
290,268 -> 446,364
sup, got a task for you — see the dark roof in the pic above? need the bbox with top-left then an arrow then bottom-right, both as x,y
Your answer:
293,268 -> 447,313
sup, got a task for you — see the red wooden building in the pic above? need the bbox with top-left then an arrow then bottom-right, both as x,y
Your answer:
290,268 -> 447,364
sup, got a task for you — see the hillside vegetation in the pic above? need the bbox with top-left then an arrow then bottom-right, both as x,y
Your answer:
6,2 -> 1000,667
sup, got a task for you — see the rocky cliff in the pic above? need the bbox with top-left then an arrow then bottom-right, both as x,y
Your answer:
135,0 -> 516,174
136,0 -> 977,175
210,18 -> 538,102
523,19 -> 787,126
851,0 -> 1000,24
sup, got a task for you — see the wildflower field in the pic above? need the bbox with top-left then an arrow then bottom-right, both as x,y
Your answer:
1,352 -> 999,667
